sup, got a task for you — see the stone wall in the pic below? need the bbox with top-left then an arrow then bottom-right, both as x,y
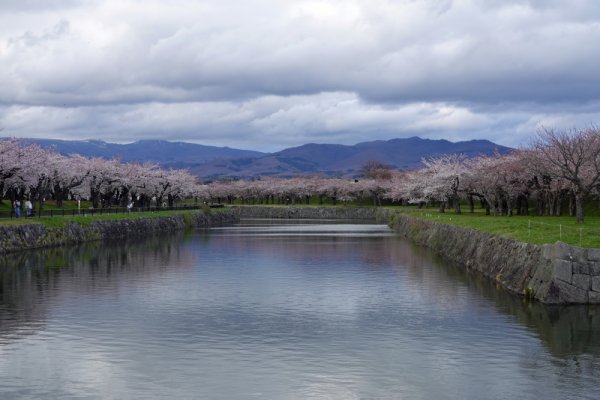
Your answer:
232,205 -> 395,222
0,211 -> 239,254
391,214 -> 600,304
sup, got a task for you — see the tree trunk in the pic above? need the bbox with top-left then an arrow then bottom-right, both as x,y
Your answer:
91,188 -> 100,208
575,192 -> 585,224
491,199 -> 499,216
37,184 -> 46,217
555,194 -> 562,216
519,195 -> 529,215
454,195 -> 461,214
500,197 -> 508,216
536,196 -> 543,216
439,200 -> 446,213
54,183 -> 64,207
468,195 -> 474,213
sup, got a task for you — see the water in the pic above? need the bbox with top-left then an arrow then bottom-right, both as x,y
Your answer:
1,219 -> 600,399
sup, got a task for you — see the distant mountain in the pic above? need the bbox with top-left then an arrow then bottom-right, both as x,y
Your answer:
191,137 -> 512,178
15,136 -> 512,179
19,138 -> 265,167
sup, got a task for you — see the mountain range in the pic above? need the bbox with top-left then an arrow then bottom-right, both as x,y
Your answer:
17,136 -> 512,179
19,138 -> 264,167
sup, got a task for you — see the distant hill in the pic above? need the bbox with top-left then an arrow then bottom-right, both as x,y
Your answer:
14,136 -> 512,179
191,137 -> 512,178
18,138 -> 265,168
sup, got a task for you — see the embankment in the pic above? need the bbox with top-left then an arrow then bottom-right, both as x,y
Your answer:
0,211 -> 239,254
231,205 -> 395,221
391,214 -> 600,304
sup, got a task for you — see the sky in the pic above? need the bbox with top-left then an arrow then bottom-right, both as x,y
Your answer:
1,0 -> 600,152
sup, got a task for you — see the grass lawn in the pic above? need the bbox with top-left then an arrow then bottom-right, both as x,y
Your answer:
2,198 -> 599,248
0,208 -> 228,229
406,210 -> 600,248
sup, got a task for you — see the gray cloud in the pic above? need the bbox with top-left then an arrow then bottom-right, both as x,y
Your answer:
0,0 -> 88,12
1,0 -> 600,151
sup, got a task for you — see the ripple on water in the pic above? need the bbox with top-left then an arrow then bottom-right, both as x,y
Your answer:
0,221 -> 599,399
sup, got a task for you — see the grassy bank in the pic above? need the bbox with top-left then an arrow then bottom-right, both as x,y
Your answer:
3,200 -> 598,248
0,208 -> 229,229
406,211 -> 600,248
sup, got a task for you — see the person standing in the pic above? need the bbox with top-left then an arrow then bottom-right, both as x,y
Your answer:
14,200 -> 21,218
25,199 -> 33,217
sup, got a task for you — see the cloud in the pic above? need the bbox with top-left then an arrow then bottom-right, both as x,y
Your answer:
5,93 -> 599,152
0,0 -> 87,12
1,0 -> 600,150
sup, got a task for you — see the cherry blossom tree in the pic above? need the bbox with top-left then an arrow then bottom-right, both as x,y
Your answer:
51,154 -> 90,207
84,157 -> 123,208
360,160 -> 393,181
419,154 -> 468,213
530,127 -> 600,223
0,139 -> 25,202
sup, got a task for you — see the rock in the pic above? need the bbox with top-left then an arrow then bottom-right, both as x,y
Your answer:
572,262 -> 590,275
592,276 -> 600,292
572,274 -> 591,291
587,249 -> 600,262
545,280 -> 589,304
589,291 -> 600,304
553,259 -> 573,283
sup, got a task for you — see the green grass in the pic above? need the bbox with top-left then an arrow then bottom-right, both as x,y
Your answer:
2,198 -> 599,247
0,208 -> 230,229
406,211 -> 600,248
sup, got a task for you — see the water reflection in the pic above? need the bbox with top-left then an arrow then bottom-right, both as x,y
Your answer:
0,232 -> 196,343
430,255 -> 600,357
0,220 -> 598,399
212,221 -> 600,358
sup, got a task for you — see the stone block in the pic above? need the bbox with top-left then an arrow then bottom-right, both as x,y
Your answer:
588,249 -> 600,262
545,241 -> 588,262
592,276 -> 600,292
573,262 -> 590,275
571,247 -> 589,263
553,241 -> 574,259
589,291 -> 600,304
591,262 -> 600,276
553,280 -> 589,304
530,260 -> 552,283
572,274 -> 591,291
553,259 -> 573,283
541,244 -> 555,260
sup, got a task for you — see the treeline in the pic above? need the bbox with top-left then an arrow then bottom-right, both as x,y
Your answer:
205,127 -> 600,223
0,138 -> 201,211
3,127 -> 599,223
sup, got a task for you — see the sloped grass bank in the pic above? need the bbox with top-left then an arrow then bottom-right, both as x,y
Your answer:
405,212 -> 600,248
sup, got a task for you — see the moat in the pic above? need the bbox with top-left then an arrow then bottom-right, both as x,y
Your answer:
1,219 -> 599,399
